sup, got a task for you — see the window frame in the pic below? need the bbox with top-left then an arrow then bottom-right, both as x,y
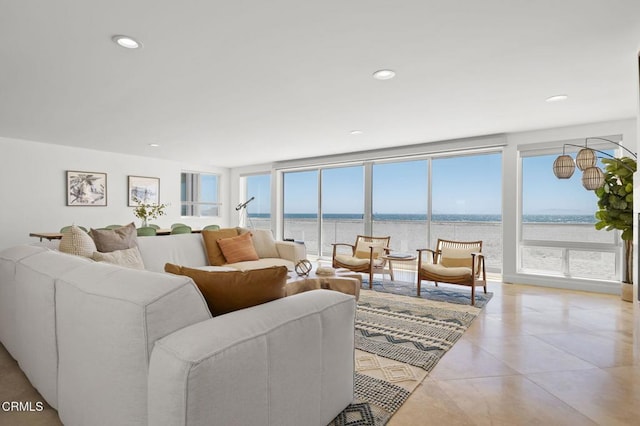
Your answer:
181,171 -> 221,217
517,144 -> 622,282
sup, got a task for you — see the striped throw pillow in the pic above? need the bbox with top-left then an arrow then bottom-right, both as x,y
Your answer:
217,232 -> 259,264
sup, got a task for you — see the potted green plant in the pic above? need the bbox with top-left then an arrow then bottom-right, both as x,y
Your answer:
594,156 -> 636,301
132,197 -> 168,227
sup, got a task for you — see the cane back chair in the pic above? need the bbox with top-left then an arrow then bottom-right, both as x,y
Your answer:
332,235 -> 391,288
417,239 -> 486,305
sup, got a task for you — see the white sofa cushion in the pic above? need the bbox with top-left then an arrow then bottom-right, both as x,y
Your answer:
148,290 -> 355,426
137,233 -> 208,272
0,245 -> 50,360
14,249 -> 93,409
55,261 -> 211,426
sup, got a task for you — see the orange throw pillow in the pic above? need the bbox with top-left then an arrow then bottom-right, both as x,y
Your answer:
201,228 -> 239,265
217,232 -> 259,264
164,263 -> 287,316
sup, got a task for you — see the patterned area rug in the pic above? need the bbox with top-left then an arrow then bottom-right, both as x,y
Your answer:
364,278 -> 493,308
329,289 -> 488,426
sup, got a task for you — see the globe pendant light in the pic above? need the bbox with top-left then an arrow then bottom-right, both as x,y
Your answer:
552,155 -> 575,178
582,166 -> 605,190
576,147 -> 597,171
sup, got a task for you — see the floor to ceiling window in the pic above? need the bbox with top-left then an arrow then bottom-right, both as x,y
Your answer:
372,159 -> 428,253
520,150 -> 619,282
280,150 -> 503,271
321,166 -> 364,256
431,153 -> 502,271
283,170 -> 319,255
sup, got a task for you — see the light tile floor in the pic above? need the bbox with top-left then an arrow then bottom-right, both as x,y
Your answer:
389,281 -> 640,426
0,280 -> 638,425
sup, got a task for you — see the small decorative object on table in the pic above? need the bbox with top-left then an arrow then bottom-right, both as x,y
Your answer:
295,259 -> 313,277
132,196 -> 168,228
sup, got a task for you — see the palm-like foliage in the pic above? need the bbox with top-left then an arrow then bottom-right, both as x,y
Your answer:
594,157 -> 636,284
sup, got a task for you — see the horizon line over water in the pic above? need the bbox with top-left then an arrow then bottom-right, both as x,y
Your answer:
249,213 -> 597,223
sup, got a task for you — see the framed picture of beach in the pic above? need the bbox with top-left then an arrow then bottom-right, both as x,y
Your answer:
66,171 -> 107,206
128,175 -> 160,206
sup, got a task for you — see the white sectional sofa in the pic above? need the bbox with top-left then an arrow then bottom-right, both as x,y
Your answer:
137,229 -> 306,273
0,233 -> 356,426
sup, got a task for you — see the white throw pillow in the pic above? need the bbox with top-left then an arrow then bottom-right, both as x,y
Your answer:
92,247 -> 145,270
245,229 -> 279,259
59,225 -> 97,258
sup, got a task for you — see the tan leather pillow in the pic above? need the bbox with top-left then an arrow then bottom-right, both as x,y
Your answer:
164,263 -> 287,316
217,232 -> 259,264
202,228 -> 239,265
90,223 -> 138,253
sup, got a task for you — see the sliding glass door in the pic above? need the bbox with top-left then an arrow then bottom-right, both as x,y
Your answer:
372,160 -> 428,253
431,153 -> 502,270
283,170 -> 319,255
321,166 -> 364,256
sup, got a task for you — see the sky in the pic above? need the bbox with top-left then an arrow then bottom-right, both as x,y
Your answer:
522,154 -> 600,215
247,152 -> 601,217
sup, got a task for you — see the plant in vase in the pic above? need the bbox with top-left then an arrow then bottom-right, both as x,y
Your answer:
594,156 -> 636,301
132,197 -> 168,228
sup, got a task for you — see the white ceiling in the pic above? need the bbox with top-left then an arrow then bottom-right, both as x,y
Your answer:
1,1 -> 640,167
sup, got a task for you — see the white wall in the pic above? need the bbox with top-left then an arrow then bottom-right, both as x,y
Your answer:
0,136 -> 230,250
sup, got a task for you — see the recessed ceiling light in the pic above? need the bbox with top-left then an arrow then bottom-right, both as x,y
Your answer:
545,94 -> 568,103
350,130 -> 363,135
148,143 -> 160,147
373,69 -> 396,80
112,35 -> 142,49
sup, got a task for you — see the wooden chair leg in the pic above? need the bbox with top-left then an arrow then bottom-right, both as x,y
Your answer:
369,271 -> 373,289
417,277 -> 421,296
484,284 -> 487,294
471,285 -> 476,306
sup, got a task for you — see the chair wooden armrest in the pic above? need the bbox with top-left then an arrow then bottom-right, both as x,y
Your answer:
332,243 -> 355,257
416,248 -> 437,264
331,243 -> 355,248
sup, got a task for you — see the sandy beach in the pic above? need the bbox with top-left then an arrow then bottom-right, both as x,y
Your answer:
248,218 -> 619,281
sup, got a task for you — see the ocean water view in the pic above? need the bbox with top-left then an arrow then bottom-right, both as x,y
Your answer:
247,213 -> 617,279
250,213 -> 598,223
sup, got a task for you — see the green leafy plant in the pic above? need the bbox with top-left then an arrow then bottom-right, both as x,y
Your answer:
132,197 -> 168,226
594,157 -> 636,284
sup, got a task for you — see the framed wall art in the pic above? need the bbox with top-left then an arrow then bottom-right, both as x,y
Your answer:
128,175 -> 160,206
66,171 -> 107,206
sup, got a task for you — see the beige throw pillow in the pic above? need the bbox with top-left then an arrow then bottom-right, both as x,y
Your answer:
59,225 -> 97,258
164,263 -> 287,316
241,228 -> 279,258
92,247 -> 145,270
440,247 -> 475,269
90,223 -> 138,253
